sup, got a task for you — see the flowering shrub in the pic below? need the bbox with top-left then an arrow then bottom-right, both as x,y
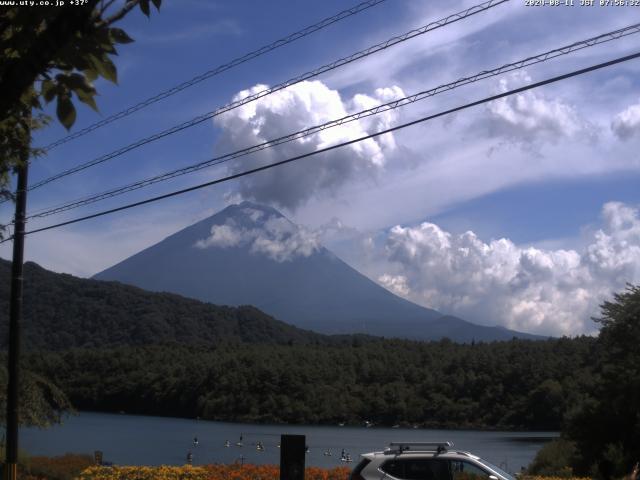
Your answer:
76,464 -> 351,480
204,464 -> 278,480
203,464 -> 350,480
521,477 -> 591,480
76,465 -> 208,480
306,466 -> 351,480
75,465 -> 592,480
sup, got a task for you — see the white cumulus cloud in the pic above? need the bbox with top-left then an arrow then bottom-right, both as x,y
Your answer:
376,201 -> 640,336
194,208 -> 321,262
378,273 -> 410,297
250,216 -> 321,262
194,224 -> 243,249
611,100 -> 640,140
214,80 -> 404,210
485,71 -> 592,145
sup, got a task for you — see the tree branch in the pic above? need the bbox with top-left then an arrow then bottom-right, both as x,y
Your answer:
99,0 -> 119,17
96,0 -> 140,28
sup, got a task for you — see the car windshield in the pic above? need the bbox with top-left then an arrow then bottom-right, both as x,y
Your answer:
476,459 -> 516,480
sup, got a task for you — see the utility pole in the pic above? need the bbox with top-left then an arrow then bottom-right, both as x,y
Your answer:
5,160 -> 28,480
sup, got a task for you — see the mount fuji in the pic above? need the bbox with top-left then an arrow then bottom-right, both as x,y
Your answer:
94,202 -> 541,341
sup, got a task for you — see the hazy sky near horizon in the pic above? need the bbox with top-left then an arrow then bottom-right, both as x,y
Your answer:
2,0 -> 640,336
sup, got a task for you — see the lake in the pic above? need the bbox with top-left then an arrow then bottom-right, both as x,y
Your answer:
21,412 -> 557,472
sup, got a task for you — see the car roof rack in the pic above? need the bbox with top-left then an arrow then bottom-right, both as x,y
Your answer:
453,451 -> 480,460
386,442 -> 454,455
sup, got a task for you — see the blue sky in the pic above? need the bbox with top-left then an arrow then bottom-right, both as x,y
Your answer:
2,0 -> 640,336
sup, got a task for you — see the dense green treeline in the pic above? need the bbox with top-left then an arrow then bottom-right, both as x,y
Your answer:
525,286 -> 640,479
0,259 -> 337,349
27,336 -> 596,430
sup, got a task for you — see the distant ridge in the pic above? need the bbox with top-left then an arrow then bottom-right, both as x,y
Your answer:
94,202 -> 543,342
0,259 -> 333,350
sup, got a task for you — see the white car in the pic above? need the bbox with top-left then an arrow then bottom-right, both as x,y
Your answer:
349,442 -> 516,480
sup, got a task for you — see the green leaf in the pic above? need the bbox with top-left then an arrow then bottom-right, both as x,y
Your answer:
56,94 -> 76,130
66,73 -> 96,94
31,95 -> 42,110
19,87 -> 41,110
83,68 -> 98,83
151,0 -> 161,10
139,0 -> 150,17
93,27 -> 117,53
110,27 -> 134,44
41,79 -> 56,103
88,54 -> 118,84
61,73 -> 98,112
100,55 -> 118,84
75,88 -> 98,112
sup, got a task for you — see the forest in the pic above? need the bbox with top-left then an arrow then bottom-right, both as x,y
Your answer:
24,336 -> 596,430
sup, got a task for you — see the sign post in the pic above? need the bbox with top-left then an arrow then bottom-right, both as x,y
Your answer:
280,434 -> 305,480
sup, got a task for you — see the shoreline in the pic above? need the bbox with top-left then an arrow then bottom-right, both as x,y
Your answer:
66,409 -> 562,435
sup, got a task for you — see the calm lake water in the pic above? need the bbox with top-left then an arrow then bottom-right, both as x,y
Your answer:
21,412 -> 557,472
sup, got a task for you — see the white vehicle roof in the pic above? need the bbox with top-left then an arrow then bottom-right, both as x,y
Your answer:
355,442 -> 516,480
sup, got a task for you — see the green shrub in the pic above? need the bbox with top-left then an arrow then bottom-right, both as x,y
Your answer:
24,453 -> 94,480
0,447 -> 31,465
527,439 -> 577,477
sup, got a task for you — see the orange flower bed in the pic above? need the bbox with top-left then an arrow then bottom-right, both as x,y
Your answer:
521,477 -> 591,480
76,463 -> 352,480
70,465 -> 597,480
203,464 -> 350,480
76,465 -> 208,480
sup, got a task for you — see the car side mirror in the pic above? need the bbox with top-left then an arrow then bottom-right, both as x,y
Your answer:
489,475 -> 499,480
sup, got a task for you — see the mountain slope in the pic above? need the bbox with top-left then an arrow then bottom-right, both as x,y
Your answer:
94,202 -> 541,341
0,259 -> 332,350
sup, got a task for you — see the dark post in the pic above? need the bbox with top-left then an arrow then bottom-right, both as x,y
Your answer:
4,161 -> 29,480
280,434 -> 305,480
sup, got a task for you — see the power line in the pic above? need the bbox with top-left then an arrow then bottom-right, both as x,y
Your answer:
41,0 -> 389,152
29,0 -> 507,191
25,0 -> 508,193
5,50 -> 637,242
25,22 -> 640,221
